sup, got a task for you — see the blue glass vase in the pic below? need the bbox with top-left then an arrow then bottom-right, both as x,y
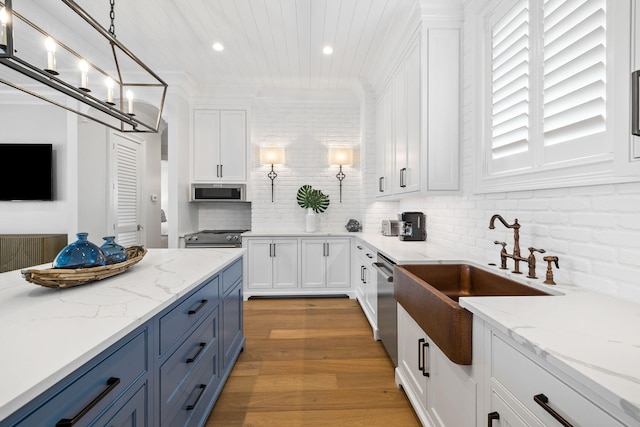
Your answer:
53,232 -> 106,269
100,236 -> 127,264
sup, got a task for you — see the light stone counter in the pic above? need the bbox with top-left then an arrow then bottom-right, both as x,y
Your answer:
351,232 -> 640,424
0,248 -> 245,422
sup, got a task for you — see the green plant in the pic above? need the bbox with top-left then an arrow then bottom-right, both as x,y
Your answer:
296,185 -> 330,213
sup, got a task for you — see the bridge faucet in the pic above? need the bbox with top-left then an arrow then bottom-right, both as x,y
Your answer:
489,214 -> 526,274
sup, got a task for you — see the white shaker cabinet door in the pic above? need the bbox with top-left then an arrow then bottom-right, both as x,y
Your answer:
219,110 -> 247,182
325,239 -> 350,288
246,240 -> 273,290
272,239 -> 298,289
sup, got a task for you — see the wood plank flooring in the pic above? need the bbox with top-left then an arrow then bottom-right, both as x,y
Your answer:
205,297 -> 421,426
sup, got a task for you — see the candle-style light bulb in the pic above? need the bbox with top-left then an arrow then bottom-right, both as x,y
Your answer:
126,89 -> 134,115
0,7 -> 8,49
44,37 -> 57,74
79,59 -> 89,91
105,77 -> 114,104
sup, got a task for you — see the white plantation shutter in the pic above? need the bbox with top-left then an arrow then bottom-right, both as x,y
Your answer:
489,0 -> 530,174
542,0 -> 607,161
482,0 -> 616,187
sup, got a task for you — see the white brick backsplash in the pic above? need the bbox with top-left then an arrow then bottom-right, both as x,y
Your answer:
372,8 -> 640,303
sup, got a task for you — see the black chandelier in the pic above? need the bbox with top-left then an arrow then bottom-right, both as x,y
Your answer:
0,0 -> 167,132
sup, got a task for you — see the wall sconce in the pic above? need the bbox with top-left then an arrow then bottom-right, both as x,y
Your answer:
328,147 -> 353,203
260,146 -> 285,202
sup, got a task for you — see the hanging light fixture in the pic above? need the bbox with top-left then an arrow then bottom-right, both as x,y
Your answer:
0,0 -> 167,132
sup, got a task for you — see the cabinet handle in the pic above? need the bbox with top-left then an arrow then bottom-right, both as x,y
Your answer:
216,164 -> 220,177
188,299 -> 208,315
534,394 -> 573,427
186,384 -> 207,411
219,164 -> 223,177
400,168 -> 407,188
56,377 -> 120,427
186,342 -> 206,363
360,265 -> 364,282
487,411 -> 500,426
418,338 -> 425,372
633,70 -> 640,136
269,243 -> 273,257
422,339 -> 430,377
272,243 -> 276,257
379,177 -> 384,192
357,245 -> 363,250
366,253 -> 373,259
363,267 -> 367,284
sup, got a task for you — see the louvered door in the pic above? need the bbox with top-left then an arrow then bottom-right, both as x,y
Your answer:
113,133 -> 143,247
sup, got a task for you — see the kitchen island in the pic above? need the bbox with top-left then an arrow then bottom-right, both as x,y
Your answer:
0,248 -> 245,426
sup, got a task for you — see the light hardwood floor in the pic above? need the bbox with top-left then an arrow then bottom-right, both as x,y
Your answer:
205,297 -> 421,426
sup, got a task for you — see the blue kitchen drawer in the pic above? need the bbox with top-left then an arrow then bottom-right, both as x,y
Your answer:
221,258 -> 242,295
90,380 -> 148,427
160,312 -> 220,426
8,327 -> 148,427
159,307 -> 219,425
159,275 -> 219,355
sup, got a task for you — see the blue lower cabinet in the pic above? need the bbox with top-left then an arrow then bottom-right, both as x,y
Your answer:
91,381 -> 148,427
3,327 -> 149,427
1,257 -> 244,427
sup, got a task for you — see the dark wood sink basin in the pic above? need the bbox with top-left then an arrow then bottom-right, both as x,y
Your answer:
394,264 -> 552,365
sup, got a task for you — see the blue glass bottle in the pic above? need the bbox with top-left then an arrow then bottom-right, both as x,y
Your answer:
53,232 -> 106,269
100,236 -> 127,264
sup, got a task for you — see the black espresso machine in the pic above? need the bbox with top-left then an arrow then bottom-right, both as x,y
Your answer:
398,212 -> 426,241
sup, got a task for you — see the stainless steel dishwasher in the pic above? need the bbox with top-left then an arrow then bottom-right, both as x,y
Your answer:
373,252 -> 397,366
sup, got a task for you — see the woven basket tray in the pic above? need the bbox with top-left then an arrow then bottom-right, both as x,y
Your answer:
22,246 -> 147,289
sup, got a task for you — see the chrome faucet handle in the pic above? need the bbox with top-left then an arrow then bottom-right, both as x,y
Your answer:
526,247 -> 546,279
542,256 -> 559,285
494,241 -> 508,269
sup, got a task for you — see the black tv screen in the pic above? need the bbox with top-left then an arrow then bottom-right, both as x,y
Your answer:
0,144 -> 53,201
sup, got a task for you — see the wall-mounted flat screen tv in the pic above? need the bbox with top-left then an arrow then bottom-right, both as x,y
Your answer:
0,143 -> 54,201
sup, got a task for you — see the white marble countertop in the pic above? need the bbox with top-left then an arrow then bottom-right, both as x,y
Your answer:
0,248 -> 245,422
348,232 -> 640,424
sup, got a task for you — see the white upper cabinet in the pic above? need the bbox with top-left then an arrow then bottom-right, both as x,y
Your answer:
192,109 -> 247,183
375,20 -> 460,199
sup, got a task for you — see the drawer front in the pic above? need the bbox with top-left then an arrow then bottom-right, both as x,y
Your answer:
491,333 -> 625,427
159,276 -> 219,355
221,258 -> 242,295
92,381 -> 148,427
160,307 -> 218,423
14,328 -> 148,427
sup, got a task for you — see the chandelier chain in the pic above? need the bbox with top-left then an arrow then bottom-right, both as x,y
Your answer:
109,0 -> 116,38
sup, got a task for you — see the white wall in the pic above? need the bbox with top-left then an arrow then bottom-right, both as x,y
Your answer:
0,100 -> 74,237
250,92 -> 363,233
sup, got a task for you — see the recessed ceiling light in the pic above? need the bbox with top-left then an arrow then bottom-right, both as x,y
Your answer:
212,42 -> 224,51
323,46 -> 333,55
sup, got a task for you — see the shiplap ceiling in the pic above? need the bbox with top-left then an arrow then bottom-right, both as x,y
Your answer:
54,0 -> 416,92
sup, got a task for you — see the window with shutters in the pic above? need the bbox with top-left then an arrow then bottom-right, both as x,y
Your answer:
473,0 -> 633,192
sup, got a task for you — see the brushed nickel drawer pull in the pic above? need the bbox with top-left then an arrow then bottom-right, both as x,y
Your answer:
534,393 -> 573,427
56,377 -> 120,426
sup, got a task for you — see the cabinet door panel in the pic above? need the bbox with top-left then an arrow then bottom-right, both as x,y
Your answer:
398,305 -> 428,404
247,240 -> 274,289
222,283 -> 243,369
193,110 -> 221,181
219,110 -> 247,182
393,61 -> 408,194
93,382 -> 148,427
325,239 -> 350,288
404,41 -> 421,194
301,240 -> 325,288
273,240 -> 298,289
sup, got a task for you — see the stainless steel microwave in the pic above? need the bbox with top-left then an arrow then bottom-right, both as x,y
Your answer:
190,184 -> 246,202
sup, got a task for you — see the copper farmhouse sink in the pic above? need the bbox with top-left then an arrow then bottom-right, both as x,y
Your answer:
394,264 -> 552,365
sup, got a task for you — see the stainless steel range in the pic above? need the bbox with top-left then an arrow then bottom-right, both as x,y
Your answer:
184,230 -> 248,248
